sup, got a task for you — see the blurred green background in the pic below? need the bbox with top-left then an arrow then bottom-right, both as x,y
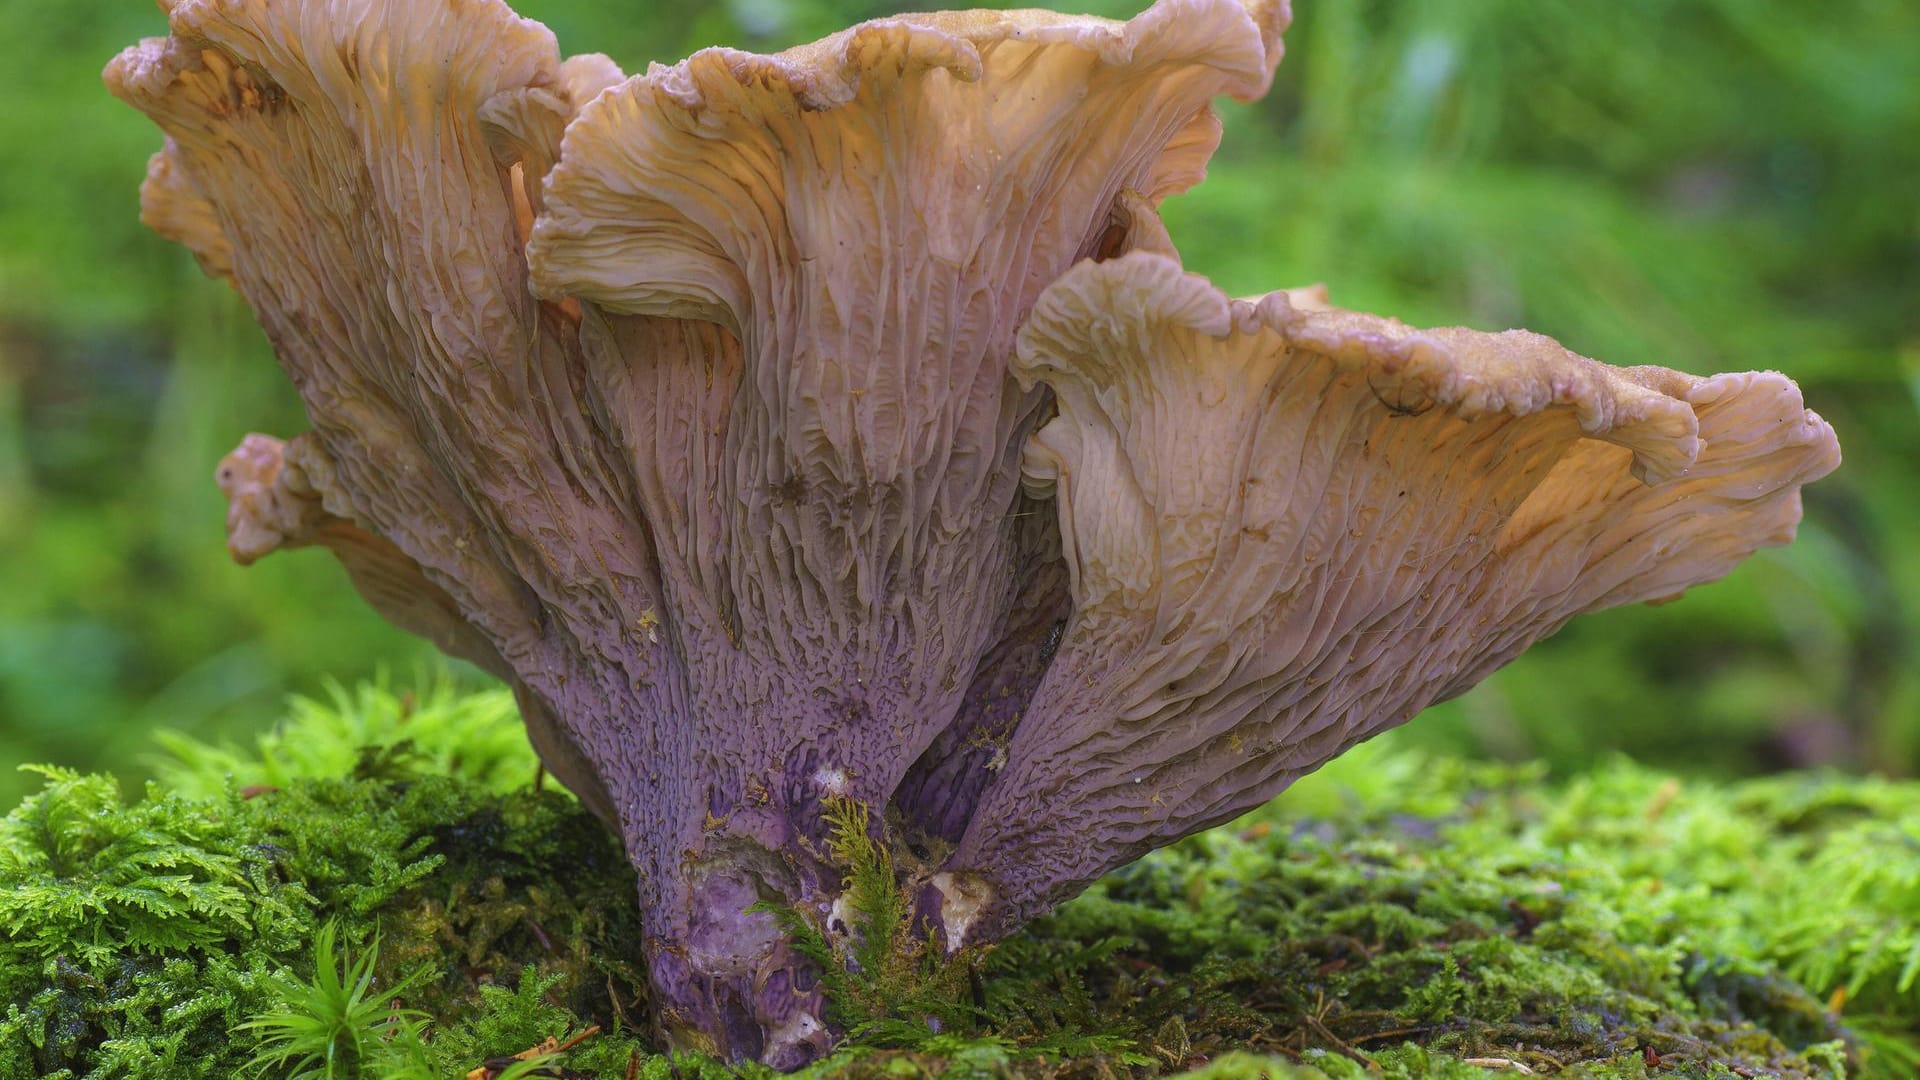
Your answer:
1,0 -> 1914,804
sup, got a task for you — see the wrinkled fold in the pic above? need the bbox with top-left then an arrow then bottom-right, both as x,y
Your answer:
107,0 -> 658,678
947,252 -> 1841,940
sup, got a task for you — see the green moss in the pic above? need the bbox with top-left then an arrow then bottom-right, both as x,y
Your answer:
2,686 -> 1916,1078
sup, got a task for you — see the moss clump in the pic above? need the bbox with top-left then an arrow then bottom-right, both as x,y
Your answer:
1,683 -> 1915,1078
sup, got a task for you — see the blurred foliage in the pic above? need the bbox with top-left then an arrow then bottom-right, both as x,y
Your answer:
7,692 -> 1918,1077
0,0 -> 1916,796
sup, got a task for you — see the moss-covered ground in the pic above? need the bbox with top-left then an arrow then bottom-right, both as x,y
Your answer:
3,684 -> 1916,1079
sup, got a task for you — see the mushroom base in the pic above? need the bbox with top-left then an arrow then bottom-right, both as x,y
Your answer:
643,862 -> 835,1068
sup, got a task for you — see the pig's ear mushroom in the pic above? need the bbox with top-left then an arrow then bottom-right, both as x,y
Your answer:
944,251 -> 1842,943
109,0 -> 1844,1066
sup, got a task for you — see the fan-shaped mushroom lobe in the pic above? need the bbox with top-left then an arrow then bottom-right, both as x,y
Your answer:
106,0 -> 701,1027
527,0 -> 1289,825
105,0 -> 662,679
946,253 -> 1841,941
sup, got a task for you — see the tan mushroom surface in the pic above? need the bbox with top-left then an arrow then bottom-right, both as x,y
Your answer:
944,251 -> 1840,940
107,0 -> 1839,1066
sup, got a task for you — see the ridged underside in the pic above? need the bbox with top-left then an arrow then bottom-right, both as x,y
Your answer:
944,252 -> 1839,937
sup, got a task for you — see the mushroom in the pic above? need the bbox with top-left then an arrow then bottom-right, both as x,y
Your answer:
108,0 -> 1839,1066
942,250 -> 1841,941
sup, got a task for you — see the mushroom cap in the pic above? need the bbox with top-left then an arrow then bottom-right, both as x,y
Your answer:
949,251 -> 1841,934
528,0 -> 1288,325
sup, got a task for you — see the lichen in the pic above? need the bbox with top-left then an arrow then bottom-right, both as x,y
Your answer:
2,685 -> 1913,1077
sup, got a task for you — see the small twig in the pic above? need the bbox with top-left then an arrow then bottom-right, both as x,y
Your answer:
525,917 -> 555,954
1351,1025 -> 1436,1045
1301,1010 -> 1381,1075
606,974 -> 625,1022
467,1025 -> 601,1080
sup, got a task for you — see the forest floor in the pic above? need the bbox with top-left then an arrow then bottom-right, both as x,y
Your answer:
3,684 -> 1914,1079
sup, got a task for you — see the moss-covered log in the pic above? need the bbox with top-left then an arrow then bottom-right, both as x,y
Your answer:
1,684 -> 1912,1078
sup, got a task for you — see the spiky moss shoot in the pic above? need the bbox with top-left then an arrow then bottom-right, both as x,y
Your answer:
0,683 -> 652,1080
1,682 -> 1914,1077
751,796 -> 984,1047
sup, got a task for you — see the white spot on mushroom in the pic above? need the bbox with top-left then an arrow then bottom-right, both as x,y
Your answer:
813,766 -> 849,796
929,871 -> 996,949
761,1009 -> 825,1067
827,896 -> 855,939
